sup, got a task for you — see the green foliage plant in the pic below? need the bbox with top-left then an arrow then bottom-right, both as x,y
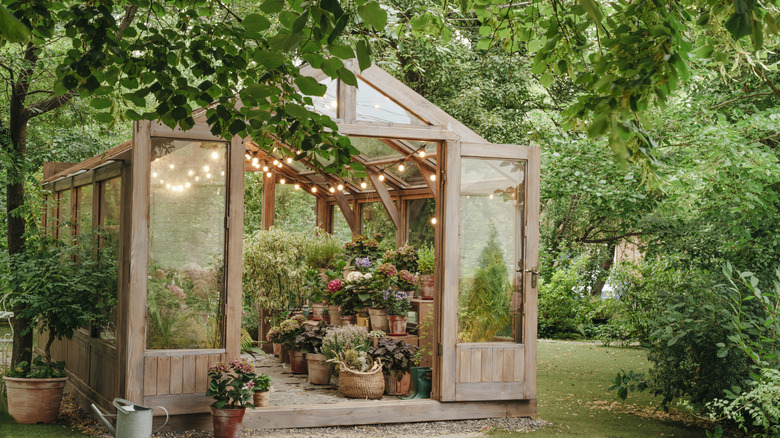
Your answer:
250,374 -> 271,393
320,324 -> 370,363
383,246 -> 418,273
416,244 -> 435,275
206,358 -> 257,409
369,338 -> 419,378
343,234 -> 381,264
266,315 -> 306,350
6,355 -> 65,379
302,230 -> 343,270
384,289 -> 412,316
294,321 -> 329,354
537,256 -> 594,339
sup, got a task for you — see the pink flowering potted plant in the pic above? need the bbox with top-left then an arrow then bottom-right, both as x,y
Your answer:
205,358 -> 257,438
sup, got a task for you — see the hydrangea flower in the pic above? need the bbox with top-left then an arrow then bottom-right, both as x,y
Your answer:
328,278 -> 344,292
378,263 -> 397,277
355,256 -> 371,269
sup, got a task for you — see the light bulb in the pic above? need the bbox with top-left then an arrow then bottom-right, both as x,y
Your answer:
252,157 -> 259,164
430,174 -> 436,181
294,184 -> 300,190
329,187 -> 335,193
277,163 -> 282,168
337,184 -> 344,191
195,176 -> 199,181
185,182 -> 191,188
159,179 -> 163,184
253,163 -> 260,168
311,186 -> 317,193
245,154 -> 251,160
177,185 -> 184,191
419,150 -> 426,158
286,157 -> 293,163
266,172 -> 272,177
378,174 -> 385,181
203,165 -> 210,172
221,171 -> 225,176
280,179 -> 286,184
360,181 -> 367,189
206,173 -> 212,179
166,183 -> 171,189
273,159 -> 279,165
489,194 -> 494,199
188,170 -> 194,176
263,166 -> 269,172
211,151 -> 219,160
152,172 -> 158,177
398,163 -> 405,171
431,217 -> 437,225
329,100 -> 337,109
169,164 -> 174,169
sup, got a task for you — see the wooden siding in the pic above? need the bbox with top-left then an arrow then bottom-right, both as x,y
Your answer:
142,352 -> 225,400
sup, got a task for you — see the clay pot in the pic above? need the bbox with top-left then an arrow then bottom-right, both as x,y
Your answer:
368,308 -> 389,332
211,407 -> 245,438
310,303 -> 326,321
288,349 -> 308,374
388,315 -> 408,335
272,343 -> 282,357
340,315 -> 356,325
322,314 -> 331,324
252,391 -> 269,407
3,376 -> 67,424
419,274 -> 434,300
384,372 -> 412,396
327,305 -> 341,325
306,353 -> 332,385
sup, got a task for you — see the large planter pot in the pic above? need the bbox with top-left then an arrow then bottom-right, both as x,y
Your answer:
210,406 -> 245,438
327,305 -> 341,325
419,274 -> 434,300
310,303 -> 326,321
3,376 -> 67,424
384,372 -> 412,396
387,315 -> 408,335
306,353 -> 332,385
253,391 -> 269,407
272,342 -> 282,357
368,308 -> 389,332
288,349 -> 308,374
340,315 -> 356,325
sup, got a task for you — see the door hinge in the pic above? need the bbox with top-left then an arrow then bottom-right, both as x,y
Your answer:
225,216 -> 230,230
441,171 -> 446,182
437,342 -> 442,356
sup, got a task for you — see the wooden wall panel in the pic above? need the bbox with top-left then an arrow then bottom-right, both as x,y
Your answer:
144,356 -> 157,396
182,356 -> 196,394
156,356 -> 171,396
169,356 -> 183,394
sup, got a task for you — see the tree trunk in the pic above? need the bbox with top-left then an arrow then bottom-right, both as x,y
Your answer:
592,242 -> 617,297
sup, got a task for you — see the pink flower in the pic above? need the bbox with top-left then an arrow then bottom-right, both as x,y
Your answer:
328,279 -> 344,293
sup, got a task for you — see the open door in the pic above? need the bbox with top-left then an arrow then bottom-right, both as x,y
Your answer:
437,141 -> 540,402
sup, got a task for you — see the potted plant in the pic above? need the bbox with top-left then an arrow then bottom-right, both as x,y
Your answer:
417,244 -> 435,300
386,290 -> 412,335
250,373 -> 271,407
296,322 -> 332,385
369,338 -> 419,395
327,348 -> 385,399
2,234 -> 117,424
273,315 -> 307,373
304,269 -> 327,320
395,270 -> 418,299
205,358 -> 257,438
383,245 -> 418,274
343,234 -> 381,265
320,324 -> 371,374
323,261 -> 346,325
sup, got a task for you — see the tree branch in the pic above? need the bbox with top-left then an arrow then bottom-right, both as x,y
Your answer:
579,232 -> 642,244
23,93 -> 73,120
752,64 -> 780,100
117,5 -> 139,38
710,91 -> 775,110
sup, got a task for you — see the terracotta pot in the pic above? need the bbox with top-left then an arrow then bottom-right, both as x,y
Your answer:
419,274 -> 434,300
384,372 -> 412,396
327,305 -> 341,325
311,303 -> 325,321
211,406 -> 245,438
322,314 -> 331,324
368,308 -> 389,332
306,353 -> 332,385
288,349 -> 308,374
340,315 -> 356,325
253,390 -> 269,407
388,315 -> 408,335
3,376 -> 67,424
272,343 -> 282,357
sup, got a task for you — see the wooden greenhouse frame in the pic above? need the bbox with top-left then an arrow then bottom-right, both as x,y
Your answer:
39,61 -> 540,430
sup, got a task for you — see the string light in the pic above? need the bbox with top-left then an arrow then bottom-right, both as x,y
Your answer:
185,182 -> 191,188
245,154 -> 251,160
166,183 -> 171,189
276,163 -> 282,168
360,181 -> 367,189
211,151 -> 219,160
221,171 -> 225,176
252,157 -> 259,165
311,186 -> 317,193
329,187 -> 335,193
398,163 -> 405,171
169,164 -> 175,169
430,174 -> 436,181
159,179 -> 163,184
272,159 -> 279,166
430,217 -> 437,225
152,172 -> 158,178
206,173 -> 212,179
337,184 -> 344,191
262,166 -> 269,172
177,185 -> 184,191
266,172 -> 272,177
286,157 -> 293,164
280,178 -> 286,184
378,174 -> 385,182
253,163 -> 260,168
195,176 -> 200,181
203,165 -> 210,172
188,170 -> 194,176
419,150 -> 426,158
489,194 -> 494,199
294,184 -> 300,190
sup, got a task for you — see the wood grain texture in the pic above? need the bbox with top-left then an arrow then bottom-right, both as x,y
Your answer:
333,189 -> 356,232
460,143 -> 530,160
225,135 -> 246,360
169,356 -> 183,394
182,355 -> 196,394
261,167 -> 275,230
336,123 -> 458,141
523,145 -> 541,399
454,382 -> 525,401
367,171 -> 401,229
143,356 -> 157,396
156,356 -> 171,396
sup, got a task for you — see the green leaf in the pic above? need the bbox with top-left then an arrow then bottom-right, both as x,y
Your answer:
357,1 -> 387,30
295,75 -> 327,96
90,98 -> 112,110
93,113 -> 113,124
539,73 -> 554,88
356,40 -> 371,70
243,14 -> 271,33
725,12 -> 752,40
260,0 -> 285,14
321,57 -> 343,77
579,0 -> 603,24
476,38 -> 491,50
0,5 -> 30,43
587,114 -> 608,138
255,51 -> 285,68
337,67 -> 357,86
330,43 -> 354,60
284,103 -> 310,120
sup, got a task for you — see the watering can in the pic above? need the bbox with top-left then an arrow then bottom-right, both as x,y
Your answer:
91,398 -> 169,438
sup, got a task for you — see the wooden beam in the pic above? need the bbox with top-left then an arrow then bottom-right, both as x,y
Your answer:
379,139 -> 437,173
337,76 -> 356,122
461,142 -> 530,160
367,171 -> 401,230
417,165 -> 438,201
43,162 -> 77,180
149,121 -> 225,142
261,170 -> 275,230
332,189 -> 356,233
316,197 -> 330,232
336,123 -> 458,141
523,145 -> 541,400
224,135 -> 245,360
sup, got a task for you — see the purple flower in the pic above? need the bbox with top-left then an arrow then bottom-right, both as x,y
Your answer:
355,257 -> 371,268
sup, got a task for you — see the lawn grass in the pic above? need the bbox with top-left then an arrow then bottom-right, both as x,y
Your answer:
494,341 -> 709,437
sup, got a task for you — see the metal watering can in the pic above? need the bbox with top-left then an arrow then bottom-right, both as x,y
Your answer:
91,398 -> 169,438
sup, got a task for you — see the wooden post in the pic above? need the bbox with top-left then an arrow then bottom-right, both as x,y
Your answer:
125,121 -> 151,404
316,197 -> 330,232
116,162 -> 133,401
261,170 -> 275,230
523,145 -> 541,400
224,136 -> 245,360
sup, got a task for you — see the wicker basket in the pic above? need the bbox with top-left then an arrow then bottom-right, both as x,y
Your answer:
337,360 -> 385,399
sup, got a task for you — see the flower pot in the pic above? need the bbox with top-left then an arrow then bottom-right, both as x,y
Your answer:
368,308 -> 389,332
388,315 -> 408,335
306,353 -> 332,385
322,314 -> 331,324
357,315 -> 370,329
272,343 -> 282,357
311,303 -> 326,321
384,372 -> 412,396
288,349 -> 308,374
3,376 -> 67,424
419,274 -> 434,300
340,315 -> 356,325
328,305 -> 341,325
252,391 -> 269,408
210,406 -> 245,438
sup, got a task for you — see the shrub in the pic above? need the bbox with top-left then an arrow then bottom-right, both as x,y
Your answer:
301,230 -> 343,270
369,338 -> 418,378
417,244 -> 434,275
537,256 -> 593,339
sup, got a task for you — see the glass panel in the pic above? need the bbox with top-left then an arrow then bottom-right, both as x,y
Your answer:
350,137 -> 400,161
355,78 -> 427,125
387,161 -> 425,186
100,177 -> 122,342
361,202 -> 396,251
308,77 -> 337,118
59,190 -> 71,243
331,205 -> 352,243
147,138 -> 227,350
274,183 -> 316,231
78,185 -> 93,236
45,194 -> 58,237
406,198 -> 435,247
458,159 -> 525,343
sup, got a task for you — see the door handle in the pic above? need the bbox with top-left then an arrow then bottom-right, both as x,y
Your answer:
524,268 -> 538,288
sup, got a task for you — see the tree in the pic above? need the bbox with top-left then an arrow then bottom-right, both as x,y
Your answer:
2,0 -> 388,370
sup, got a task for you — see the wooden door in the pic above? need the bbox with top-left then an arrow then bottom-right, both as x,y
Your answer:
437,140 -> 540,402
